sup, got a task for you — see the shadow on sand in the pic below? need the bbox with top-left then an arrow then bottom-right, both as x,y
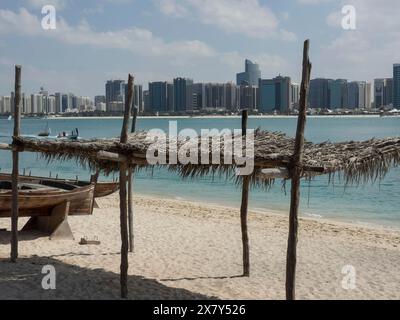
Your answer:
0,229 -> 48,245
0,255 -> 219,300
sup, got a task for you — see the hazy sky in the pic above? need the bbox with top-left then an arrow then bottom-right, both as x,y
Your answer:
0,0 -> 399,97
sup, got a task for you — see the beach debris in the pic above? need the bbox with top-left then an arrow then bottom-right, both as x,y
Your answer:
79,236 -> 100,245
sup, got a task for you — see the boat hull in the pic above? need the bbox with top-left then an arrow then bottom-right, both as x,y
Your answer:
0,173 -> 119,198
0,183 -> 94,218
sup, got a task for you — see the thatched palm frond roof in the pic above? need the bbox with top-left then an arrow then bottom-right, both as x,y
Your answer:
12,130 -> 400,185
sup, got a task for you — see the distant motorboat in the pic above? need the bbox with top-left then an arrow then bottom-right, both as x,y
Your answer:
57,128 -> 79,141
7,115 -> 12,121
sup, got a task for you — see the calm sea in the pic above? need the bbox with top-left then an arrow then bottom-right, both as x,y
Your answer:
0,116 -> 399,227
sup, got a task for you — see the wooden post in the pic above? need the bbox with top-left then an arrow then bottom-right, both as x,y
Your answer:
11,65 -> 21,263
127,168 -> 134,252
285,40 -> 312,300
119,74 -> 134,299
240,109 -> 250,277
127,99 -> 138,253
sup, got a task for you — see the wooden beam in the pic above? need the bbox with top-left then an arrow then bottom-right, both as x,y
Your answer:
119,74 -> 134,299
285,40 -> 312,300
240,109 -> 250,277
11,65 -> 21,263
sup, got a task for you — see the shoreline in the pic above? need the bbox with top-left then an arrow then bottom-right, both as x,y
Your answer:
135,193 -> 400,233
1,114 -> 394,121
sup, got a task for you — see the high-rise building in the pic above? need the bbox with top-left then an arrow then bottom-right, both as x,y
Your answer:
134,85 -> 143,112
393,64 -> 400,108
55,92 -> 63,113
166,83 -> 174,112
143,90 -> 150,112
223,82 -> 237,111
47,95 -> 56,114
62,94 -> 69,112
30,94 -> 43,114
259,76 -> 291,113
173,78 -> 193,112
95,95 -> 106,107
238,85 -> 258,110
236,59 -> 261,86
291,83 -> 300,110
149,81 -> 168,112
0,96 -> 11,114
105,80 -> 126,111
347,81 -> 370,109
330,79 -> 348,109
365,82 -> 372,110
23,94 -> 32,114
193,83 -> 206,110
385,78 -> 393,107
309,78 -> 333,109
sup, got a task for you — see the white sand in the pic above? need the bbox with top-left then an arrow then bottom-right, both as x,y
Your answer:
0,194 -> 399,300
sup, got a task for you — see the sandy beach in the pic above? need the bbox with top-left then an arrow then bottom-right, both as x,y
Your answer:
0,194 -> 399,300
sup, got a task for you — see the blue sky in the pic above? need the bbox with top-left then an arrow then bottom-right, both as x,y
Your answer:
0,0 -> 399,97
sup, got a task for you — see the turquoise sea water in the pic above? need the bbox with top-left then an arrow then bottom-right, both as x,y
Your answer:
0,116 -> 399,227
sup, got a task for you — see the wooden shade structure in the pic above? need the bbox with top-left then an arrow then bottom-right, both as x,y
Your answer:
4,41 -> 400,299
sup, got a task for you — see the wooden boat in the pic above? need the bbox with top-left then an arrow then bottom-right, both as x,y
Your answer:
0,173 -> 119,198
0,180 -> 94,218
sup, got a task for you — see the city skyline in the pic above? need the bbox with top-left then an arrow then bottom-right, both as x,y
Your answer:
2,62 -> 399,115
1,1 -> 400,97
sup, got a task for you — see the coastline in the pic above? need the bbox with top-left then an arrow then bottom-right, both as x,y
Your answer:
1,193 -> 399,299
133,192 -> 400,231
15,114 -> 386,120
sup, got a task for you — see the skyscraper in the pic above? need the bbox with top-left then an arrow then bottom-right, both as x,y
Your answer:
309,78 -> 333,109
223,82 -> 237,111
236,59 -> 261,86
259,76 -> 291,113
291,83 -> 300,110
347,81 -> 370,109
193,83 -> 206,110
149,81 -> 168,113
134,85 -> 143,113
55,92 -> 63,113
167,83 -> 174,112
173,78 -> 193,112
393,64 -> 400,108
330,79 -> 348,109
105,80 -> 126,111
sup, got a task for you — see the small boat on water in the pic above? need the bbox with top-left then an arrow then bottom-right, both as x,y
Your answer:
0,180 -> 95,217
7,115 -> 12,121
38,123 -> 51,137
57,128 -> 79,141
0,173 -> 119,198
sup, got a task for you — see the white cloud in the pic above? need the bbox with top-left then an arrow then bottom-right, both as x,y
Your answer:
0,8 -> 215,58
26,0 -> 67,9
320,0 -> 400,80
157,0 -> 188,17
298,0 -> 332,4
156,0 -> 296,41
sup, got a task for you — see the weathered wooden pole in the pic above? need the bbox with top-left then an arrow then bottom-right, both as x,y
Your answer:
240,109 -> 250,276
285,40 -> 312,300
127,96 -> 138,252
119,74 -> 134,298
11,65 -> 22,263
